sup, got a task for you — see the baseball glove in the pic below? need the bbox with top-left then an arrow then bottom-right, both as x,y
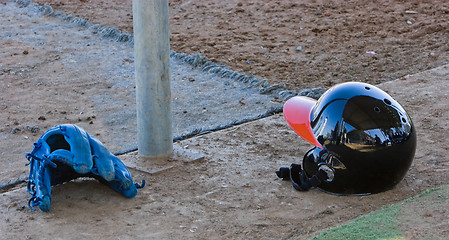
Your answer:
26,124 -> 145,212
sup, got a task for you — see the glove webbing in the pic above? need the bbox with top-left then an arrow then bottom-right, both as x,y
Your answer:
27,162 -> 49,211
26,153 -> 56,210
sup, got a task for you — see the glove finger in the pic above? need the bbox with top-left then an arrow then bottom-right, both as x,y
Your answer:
88,135 -> 140,197
109,158 -> 138,198
92,156 -> 115,181
42,124 -> 93,174
48,149 -> 91,174
88,135 -> 115,181
60,125 -> 93,174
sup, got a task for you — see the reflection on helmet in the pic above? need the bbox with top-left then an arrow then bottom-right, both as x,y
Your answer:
280,82 -> 416,195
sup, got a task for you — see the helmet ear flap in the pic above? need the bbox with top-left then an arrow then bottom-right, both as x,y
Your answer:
276,147 -> 334,191
302,147 -> 325,178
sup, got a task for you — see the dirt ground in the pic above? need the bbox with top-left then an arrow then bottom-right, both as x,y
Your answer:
33,0 -> 449,90
1,68 -> 448,239
1,0 -> 449,239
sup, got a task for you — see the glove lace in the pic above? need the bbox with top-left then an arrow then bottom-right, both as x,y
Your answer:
135,179 -> 146,189
25,142 -> 57,211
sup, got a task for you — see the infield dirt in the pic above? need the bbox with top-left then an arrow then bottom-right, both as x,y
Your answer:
1,0 -> 448,239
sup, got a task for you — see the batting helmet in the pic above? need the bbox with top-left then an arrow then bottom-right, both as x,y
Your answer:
277,82 -> 416,195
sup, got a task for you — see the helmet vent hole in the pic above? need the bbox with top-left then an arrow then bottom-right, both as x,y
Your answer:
374,107 -> 381,113
402,117 -> 407,123
384,99 -> 392,105
365,86 -> 371,90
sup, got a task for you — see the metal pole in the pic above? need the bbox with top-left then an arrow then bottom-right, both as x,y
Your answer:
133,0 -> 172,158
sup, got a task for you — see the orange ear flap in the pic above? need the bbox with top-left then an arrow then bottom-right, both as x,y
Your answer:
283,96 -> 322,148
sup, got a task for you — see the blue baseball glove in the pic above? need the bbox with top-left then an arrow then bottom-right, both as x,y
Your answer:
26,124 -> 145,212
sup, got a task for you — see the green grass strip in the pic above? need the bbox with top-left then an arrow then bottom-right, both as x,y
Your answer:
310,204 -> 404,240
309,185 -> 449,240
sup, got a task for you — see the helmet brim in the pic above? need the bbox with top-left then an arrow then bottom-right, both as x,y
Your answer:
283,96 -> 322,148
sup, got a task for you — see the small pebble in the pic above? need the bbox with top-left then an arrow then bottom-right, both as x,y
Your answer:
405,10 -> 418,14
11,128 -> 21,134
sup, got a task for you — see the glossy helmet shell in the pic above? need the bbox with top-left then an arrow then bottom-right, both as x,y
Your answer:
284,82 -> 416,195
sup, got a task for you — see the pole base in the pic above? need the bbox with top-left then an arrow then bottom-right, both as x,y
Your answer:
122,146 -> 204,175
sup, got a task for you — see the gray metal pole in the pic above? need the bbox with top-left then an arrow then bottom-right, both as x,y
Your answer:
133,0 -> 172,158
